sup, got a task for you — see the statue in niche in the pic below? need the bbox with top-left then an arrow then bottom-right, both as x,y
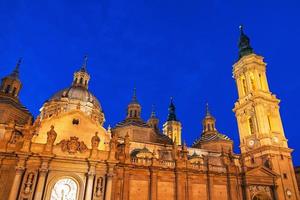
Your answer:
91,132 -> 100,149
23,172 -> 35,194
46,125 -> 57,145
95,177 -> 104,197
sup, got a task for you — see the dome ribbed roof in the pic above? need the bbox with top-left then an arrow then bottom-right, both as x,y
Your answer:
50,86 -> 102,110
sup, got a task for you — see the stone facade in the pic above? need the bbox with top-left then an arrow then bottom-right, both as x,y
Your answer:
0,28 -> 299,200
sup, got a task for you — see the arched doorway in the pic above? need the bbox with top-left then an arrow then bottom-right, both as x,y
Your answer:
50,178 -> 78,200
252,193 -> 271,200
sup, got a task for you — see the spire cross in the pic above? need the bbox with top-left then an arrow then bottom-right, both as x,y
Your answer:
132,87 -> 137,102
81,55 -> 88,71
206,102 -> 211,116
151,104 -> 156,118
11,57 -> 22,77
15,58 -> 22,71
239,25 -> 244,34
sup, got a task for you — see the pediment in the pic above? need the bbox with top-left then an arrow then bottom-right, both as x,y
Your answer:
245,166 -> 279,178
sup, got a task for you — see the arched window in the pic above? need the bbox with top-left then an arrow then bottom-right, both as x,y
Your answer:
74,78 -> 78,84
248,117 -> 255,135
242,78 -> 247,95
250,73 -> 256,90
50,178 -> 78,200
5,85 -> 11,94
259,74 -> 264,90
12,87 -> 17,96
80,77 -> 83,84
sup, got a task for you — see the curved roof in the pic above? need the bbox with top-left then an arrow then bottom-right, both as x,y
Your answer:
192,132 -> 231,147
50,86 -> 102,110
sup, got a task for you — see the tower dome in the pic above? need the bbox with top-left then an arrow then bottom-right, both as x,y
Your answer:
38,56 -> 105,125
32,57 -> 109,150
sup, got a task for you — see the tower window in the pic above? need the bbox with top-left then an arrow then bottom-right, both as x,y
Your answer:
130,110 -> 133,117
5,85 -> 11,93
280,154 -> 284,160
248,117 -> 255,135
242,78 -> 247,95
85,80 -> 87,86
259,74 -> 264,90
74,78 -> 78,84
80,77 -> 83,84
250,74 -> 256,90
283,173 -> 288,179
134,110 -> 137,117
12,87 -> 17,96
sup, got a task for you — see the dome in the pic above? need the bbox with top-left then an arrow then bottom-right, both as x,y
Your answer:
38,58 -> 105,125
50,86 -> 102,110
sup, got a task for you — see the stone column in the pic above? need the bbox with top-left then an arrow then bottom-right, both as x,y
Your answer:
85,173 -> 95,200
105,173 -> 114,200
122,169 -> 130,200
33,169 -> 48,200
149,168 -> 157,200
8,167 -> 24,200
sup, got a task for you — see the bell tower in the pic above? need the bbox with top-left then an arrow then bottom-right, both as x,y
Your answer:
233,26 -> 299,199
0,58 -> 22,98
163,98 -> 182,145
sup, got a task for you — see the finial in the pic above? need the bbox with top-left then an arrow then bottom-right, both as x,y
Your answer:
239,25 -> 244,34
238,25 -> 254,59
81,55 -> 88,71
151,104 -> 156,118
131,87 -> 138,103
206,102 -> 211,116
11,58 -> 22,78
170,96 -> 174,103
167,97 -> 177,121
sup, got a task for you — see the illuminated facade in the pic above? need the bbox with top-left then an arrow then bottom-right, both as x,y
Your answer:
0,27 -> 299,200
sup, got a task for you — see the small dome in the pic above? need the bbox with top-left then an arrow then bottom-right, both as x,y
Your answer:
50,86 -> 102,110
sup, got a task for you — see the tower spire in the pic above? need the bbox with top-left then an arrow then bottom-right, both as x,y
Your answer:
150,104 -> 156,118
205,102 -> 211,116
131,87 -> 138,103
10,58 -> 22,79
167,97 -> 177,121
81,55 -> 88,72
238,25 -> 254,59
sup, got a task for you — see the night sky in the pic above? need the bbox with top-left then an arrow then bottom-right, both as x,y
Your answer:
0,1 -> 299,165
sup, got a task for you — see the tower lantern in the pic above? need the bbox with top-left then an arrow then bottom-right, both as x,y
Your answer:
0,58 -> 22,98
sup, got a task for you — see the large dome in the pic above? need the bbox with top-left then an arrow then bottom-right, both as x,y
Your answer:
38,60 -> 105,126
50,86 -> 102,110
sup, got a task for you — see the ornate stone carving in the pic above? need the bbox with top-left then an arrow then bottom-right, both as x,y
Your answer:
91,132 -> 100,149
58,136 -> 88,154
46,125 -> 57,145
249,185 -> 272,198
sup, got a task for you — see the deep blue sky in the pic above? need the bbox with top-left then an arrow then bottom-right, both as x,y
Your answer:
0,1 -> 299,165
